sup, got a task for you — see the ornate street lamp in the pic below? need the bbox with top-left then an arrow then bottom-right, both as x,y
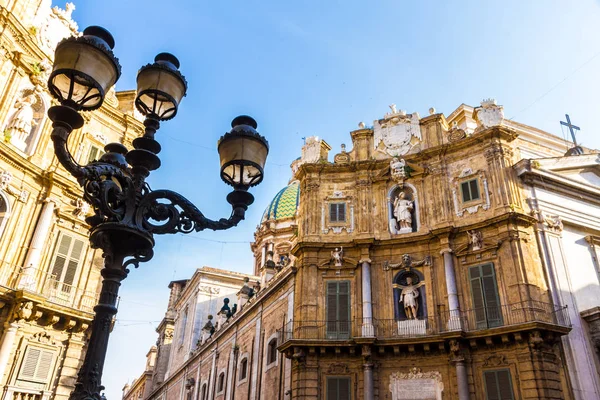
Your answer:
46,26 -> 269,400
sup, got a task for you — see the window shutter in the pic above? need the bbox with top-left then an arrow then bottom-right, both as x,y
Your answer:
484,370 -> 514,400
20,347 -> 54,382
36,351 -> 53,380
20,348 -> 40,379
326,281 -> 350,339
461,182 -> 471,202
338,204 -> 346,222
337,281 -> 350,336
326,282 -> 338,336
470,264 -> 502,329
329,204 -> 337,222
469,179 -> 480,200
51,234 -> 72,279
327,377 -> 351,400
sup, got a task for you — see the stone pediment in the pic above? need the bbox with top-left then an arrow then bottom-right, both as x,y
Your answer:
516,154 -> 600,193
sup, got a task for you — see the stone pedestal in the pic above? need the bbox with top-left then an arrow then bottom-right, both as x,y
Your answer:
396,319 -> 426,336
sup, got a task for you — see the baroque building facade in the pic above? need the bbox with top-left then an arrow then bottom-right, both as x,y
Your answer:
0,1 -> 144,399
131,100 -> 599,400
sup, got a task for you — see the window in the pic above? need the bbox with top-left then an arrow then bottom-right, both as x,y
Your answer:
326,377 -> 351,400
326,281 -> 350,339
461,178 -> 480,202
329,203 -> 346,223
483,369 -> 515,400
469,264 -> 502,329
239,358 -> 248,381
18,346 -> 54,383
87,144 -> 105,164
217,372 -> 225,393
200,384 -> 207,400
267,338 -> 278,365
50,233 -> 85,292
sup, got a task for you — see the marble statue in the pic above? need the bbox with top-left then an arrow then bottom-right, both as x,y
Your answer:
331,247 -> 343,267
393,192 -> 413,232
467,230 -> 483,251
200,315 -> 214,345
6,94 -> 37,145
389,104 -> 398,114
215,298 -> 231,331
397,277 -> 423,319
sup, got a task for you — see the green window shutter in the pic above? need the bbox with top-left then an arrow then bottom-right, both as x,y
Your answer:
469,179 -> 480,200
51,233 -> 86,292
469,264 -> 503,329
20,347 -> 40,379
326,281 -> 351,339
51,234 -> 72,279
36,350 -> 53,380
484,369 -> 514,400
338,204 -> 346,222
327,377 -> 351,400
461,181 -> 471,202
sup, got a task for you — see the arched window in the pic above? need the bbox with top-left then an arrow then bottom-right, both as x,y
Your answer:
200,383 -> 207,400
239,358 -> 248,381
267,338 -> 278,365
217,372 -> 225,393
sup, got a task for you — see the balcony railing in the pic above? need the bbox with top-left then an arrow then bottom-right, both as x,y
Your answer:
0,263 -> 99,313
279,301 -> 571,344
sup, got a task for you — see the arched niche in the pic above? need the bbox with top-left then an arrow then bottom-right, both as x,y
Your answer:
387,183 -> 419,235
4,88 -> 47,155
393,269 -> 427,320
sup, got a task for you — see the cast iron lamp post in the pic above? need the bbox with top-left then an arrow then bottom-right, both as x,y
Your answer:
46,26 -> 269,400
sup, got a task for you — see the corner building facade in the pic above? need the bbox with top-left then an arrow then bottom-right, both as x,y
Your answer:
143,101 -> 600,400
0,1 -> 144,399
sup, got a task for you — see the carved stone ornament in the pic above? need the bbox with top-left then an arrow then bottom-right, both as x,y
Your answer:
327,362 -> 349,374
543,214 -> 563,232
374,107 -> 422,157
389,368 -> 444,400
390,157 -> 407,183
483,354 -> 508,367
32,331 -> 56,345
198,286 -> 221,295
474,98 -> 504,129
383,254 -> 431,271
447,121 -> 467,143
72,198 -> 90,218
452,169 -> 491,217
334,144 -> 350,165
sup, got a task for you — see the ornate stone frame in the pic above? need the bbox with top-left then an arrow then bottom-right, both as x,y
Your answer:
451,168 -> 490,217
321,191 -> 354,234
78,131 -> 108,165
389,368 -> 444,400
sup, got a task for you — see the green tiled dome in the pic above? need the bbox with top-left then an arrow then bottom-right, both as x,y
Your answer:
261,181 -> 300,222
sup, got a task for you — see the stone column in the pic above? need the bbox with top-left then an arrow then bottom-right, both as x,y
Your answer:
441,248 -> 461,330
0,323 -> 19,386
363,362 -> 374,400
455,359 -> 470,400
361,259 -> 374,337
208,349 -> 218,400
19,198 -> 56,289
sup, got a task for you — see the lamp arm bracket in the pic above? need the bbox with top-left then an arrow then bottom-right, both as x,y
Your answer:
136,189 -> 244,235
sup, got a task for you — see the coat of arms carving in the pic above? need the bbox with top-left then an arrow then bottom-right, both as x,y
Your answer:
374,106 -> 422,157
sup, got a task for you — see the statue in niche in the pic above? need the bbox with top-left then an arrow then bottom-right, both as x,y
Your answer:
393,191 -> 413,232
6,94 -> 37,146
330,247 -> 343,267
395,276 -> 424,319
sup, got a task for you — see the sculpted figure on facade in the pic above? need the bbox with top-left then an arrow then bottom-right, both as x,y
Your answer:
393,192 -> 413,232
6,94 -> 37,147
331,247 -> 344,267
200,315 -> 214,345
397,277 -> 421,319
215,298 -> 231,331
467,230 -> 483,251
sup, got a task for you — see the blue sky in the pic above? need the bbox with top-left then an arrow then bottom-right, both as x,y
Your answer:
53,0 -> 600,397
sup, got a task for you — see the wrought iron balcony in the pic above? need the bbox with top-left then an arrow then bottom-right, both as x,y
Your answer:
278,301 -> 571,348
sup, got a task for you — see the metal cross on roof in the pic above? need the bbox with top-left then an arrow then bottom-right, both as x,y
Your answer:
560,114 -> 580,146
